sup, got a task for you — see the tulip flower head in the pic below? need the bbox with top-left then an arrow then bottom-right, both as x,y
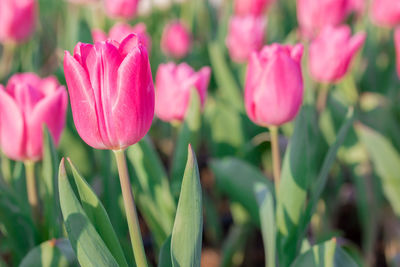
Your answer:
309,25 -> 366,83
371,0 -> 400,28
161,21 -> 192,59
0,73 -> 68,161
234,0 -> 273,16
92,23 -> 151,52
155,62 -> 211,122
226,15 -> 267,63
63,34 -> 154,150
104,0 -> 139,19
0,0 -> 37,43
245,44 -> 304,126
297,0 -> 348,37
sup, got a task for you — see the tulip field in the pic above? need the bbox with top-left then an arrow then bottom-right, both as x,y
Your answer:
1,0 -> 400,266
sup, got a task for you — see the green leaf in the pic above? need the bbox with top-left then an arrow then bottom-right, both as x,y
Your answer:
127,137 -> 176,247
355,123 -> 400,216
291,240 -> 358,267
158,236 -> 173,267
19,239 -> 78,267
58,159 -> 119,267
170,145 -> 203,267
254,183 -> 276,267
42,127 -> 62,238
220,224 -> 253,267
171,90 -> 202,199
210,157 -> 273,223
66,158 -> 128,267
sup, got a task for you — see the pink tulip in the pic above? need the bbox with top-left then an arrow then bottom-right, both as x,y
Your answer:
0,73 -> 68,161
234,0 -> 273,16
155,63 -> 211,122
297,0 -> 348,37
63,34 -> 154,150
161,21 -> 192,59
309,25 -> 366,83
92,23 -> 151,52
0,0 -> 37,43
347,0 -> 365,16
226,15 -> 267,63
371,0 -> 400,27
245,44 -> 304,126
104,0 -> 138,19
395,27 -> 400,78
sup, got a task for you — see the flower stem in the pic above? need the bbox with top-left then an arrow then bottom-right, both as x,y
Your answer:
24,160 -> 39,221
113,149 -> 148,267
317,83 -> 330,113
0,42 -> 16,80
269,126 -> 281,195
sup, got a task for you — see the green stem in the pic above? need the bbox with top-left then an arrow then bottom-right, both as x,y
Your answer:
0,42 -> 16,80
113,149 -> 148,267
24,160 -> 39,221
269,126 -> 281,196
316,83 -> 330,113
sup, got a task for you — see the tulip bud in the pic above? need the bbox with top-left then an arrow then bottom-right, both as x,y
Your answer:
234,0 -> 273,16
63,34 -> 154,150
371,0 -> 400,27
245,44 -> 304,126
92,23 -> 151,52
226,15 -> 267,63
0,0 -> 37,43
104,0 -> 139,19
0,73 -> 68,161
297,0 -> 348,37
309,25 -> 366,83
155,62 -> 211,122
395,27 -> 400,79
161,21 -> 192,59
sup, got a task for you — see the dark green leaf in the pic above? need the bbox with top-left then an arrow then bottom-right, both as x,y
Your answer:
158,236 -> 172,267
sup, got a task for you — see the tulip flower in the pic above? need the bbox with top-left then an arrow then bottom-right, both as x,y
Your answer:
234,0 -> 273,16
347,0 -> 365,17
0,73 -> 67,219
226,15 -> 267,63
0,0 -> 37,43
296,0 -> 348,37
161,21 -> 192,59
155,62 -> 211,122
92,23 -> 151,52
371,0 -> 400,27
64,34 -> 153,267
395,28 -> 400,79
104,0 -> 139,19
309,25 -> 366,83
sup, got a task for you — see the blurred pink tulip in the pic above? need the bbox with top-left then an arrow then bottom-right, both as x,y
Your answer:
63,34 -> 154,150
347,0 -> 365,16
161,21 -> 192,59
104,0 -> 138,19
0,0 -> 37,43
234,0 -> 273,16
395,28 -> 400,78
309,25 -> 366,83
297,0 -> 348,37
155,62 -> 211,122
371,0 -> 400,27
226,15 -> 267,63
92,23 -> 151,52
245,44 -> 304,126
0,73 -> 68,161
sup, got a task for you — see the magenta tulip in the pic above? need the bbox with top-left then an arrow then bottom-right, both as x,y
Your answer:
0,0 -> 37,43
0,73 -> 67,161
92,23 -> 151,52
155,62 -> 211,122
104,0 -> 139,19
309,25 -> 366,83
226,15 -> 267,63
63,34 -> 154,150
245,44 -> 304,126
297,0 -> 348,37
234,0 -> 273,16
161,21 -> 192,59
395,28 -> 400,78
371,0 -> 400,27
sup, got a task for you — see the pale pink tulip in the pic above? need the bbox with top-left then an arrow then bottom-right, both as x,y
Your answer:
0,73 -> 68,161
161,21 -> 192,59
234,0 -> 273,16
155,63 -> 211,122
104,0 -> 139,19
371,0 -> 400,27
